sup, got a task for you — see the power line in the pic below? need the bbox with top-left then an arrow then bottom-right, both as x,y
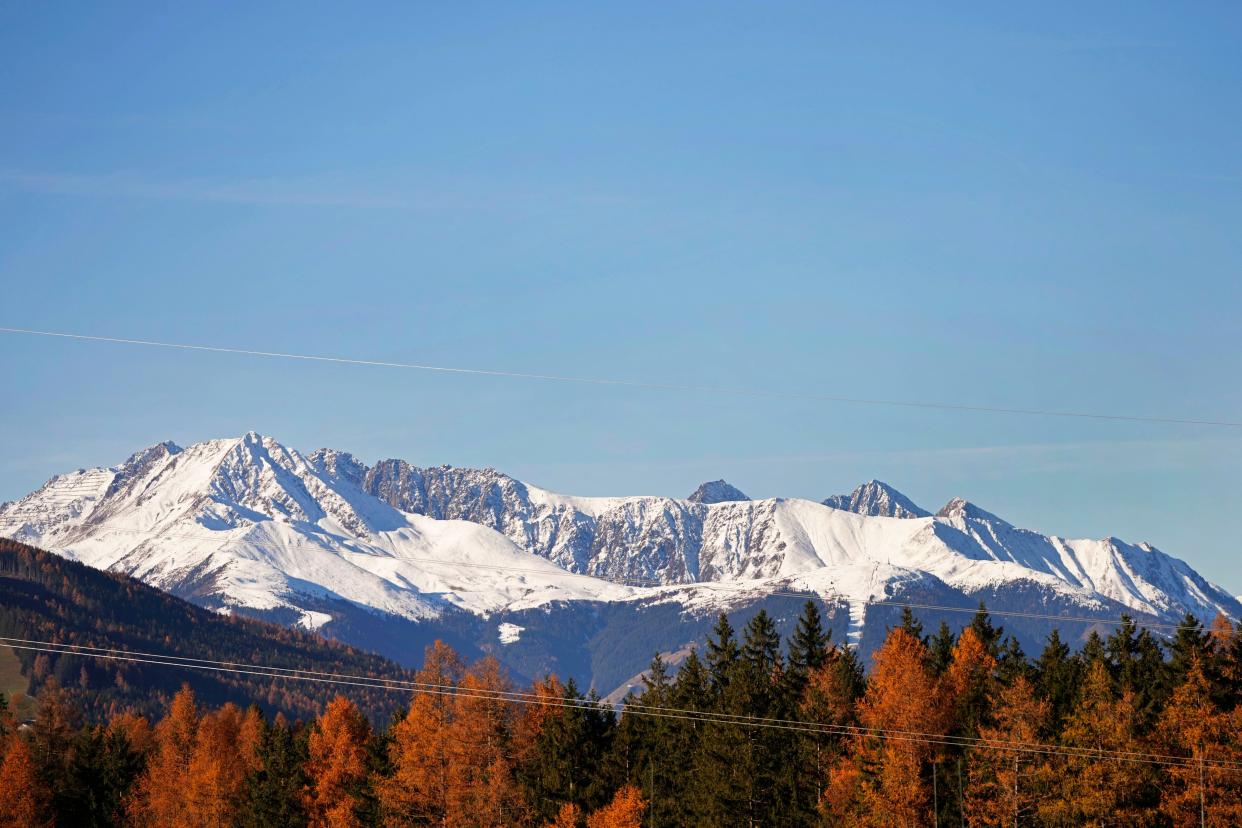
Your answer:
6,525 -> 1228,634
2,326 -> 1239,428
4,635 -> 1237,771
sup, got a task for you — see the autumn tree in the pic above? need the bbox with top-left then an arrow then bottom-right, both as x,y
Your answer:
963,676 -> 1053,826
586,784 -> 646,828
183,703 -> 263,826
823,625 -> 946,826
1154,659 -> 1242,825
126,684 -> 200,826
0,735 -> 47,828
306,696 -> 372,828
1039,658 -> 1158,826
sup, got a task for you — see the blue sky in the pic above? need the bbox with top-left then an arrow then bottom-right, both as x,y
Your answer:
2,3 -> 1240,590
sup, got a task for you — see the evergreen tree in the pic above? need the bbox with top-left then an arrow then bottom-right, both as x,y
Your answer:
929,621 -> 956,676
786,600 -> 831,695
53,725 -> 144,828
237,714 -> 309,828
1035,629 -> 1080,732
996,635 -> 1032,686
704,613 -> 739,697
898,606 -> 925,642
1168,612 -> 1211,689
969,602 -> 1003,658
521,678 -> 615,821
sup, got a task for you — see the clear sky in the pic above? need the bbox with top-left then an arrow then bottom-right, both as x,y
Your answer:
2,3 -> 1240,590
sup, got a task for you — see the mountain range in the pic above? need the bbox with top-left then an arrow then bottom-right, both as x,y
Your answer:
2,432 -> 1237,695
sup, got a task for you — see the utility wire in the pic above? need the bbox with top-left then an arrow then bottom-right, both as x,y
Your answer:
2,326 -> 1238,427
4,635 -> 1238,771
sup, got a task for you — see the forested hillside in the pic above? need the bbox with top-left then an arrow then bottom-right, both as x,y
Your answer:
0,538 -> 413,722
2,578 -> 1241,825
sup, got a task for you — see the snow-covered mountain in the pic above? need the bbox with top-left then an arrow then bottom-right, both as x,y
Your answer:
823,480 -> 931,519
2,433 -> 1237,690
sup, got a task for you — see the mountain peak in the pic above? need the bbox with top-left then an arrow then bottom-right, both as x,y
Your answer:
935,497 -> 1008,525
687,480 -> 749,504
823,480 -> 929,519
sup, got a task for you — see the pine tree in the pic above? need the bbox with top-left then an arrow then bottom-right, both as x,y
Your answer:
968,602 -> 1003,658
1035,629 -> 1080,731
519,678 -> 615,822
54,724 -> 144,827
237,714 -> 309,828
705,613 -> 739,697
928,622 -> 956,676
897,606 -> 924,643
613,654 -> 678,827
996,635 -> 1032,686
1168,613 -> 1212,689
787,601 -> 831,693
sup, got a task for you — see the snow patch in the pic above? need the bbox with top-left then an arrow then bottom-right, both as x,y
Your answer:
498,623 -> 524,644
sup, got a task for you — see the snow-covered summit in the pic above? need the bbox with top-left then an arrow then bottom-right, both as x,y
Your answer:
687,480 -> 749,504
823,480 -> 930,519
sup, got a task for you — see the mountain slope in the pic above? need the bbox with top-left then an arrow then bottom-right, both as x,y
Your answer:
0,538 -> 412,721
2,433 -> 1238,691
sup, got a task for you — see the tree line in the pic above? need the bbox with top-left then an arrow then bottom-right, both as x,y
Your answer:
2,601 -> 1242,826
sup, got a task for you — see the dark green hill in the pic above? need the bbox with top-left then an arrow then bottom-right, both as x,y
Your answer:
0,538 -> 413,722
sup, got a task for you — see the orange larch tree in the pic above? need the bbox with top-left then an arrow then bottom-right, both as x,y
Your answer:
963,675 -> 1053,826
126,684 -> 200,826
306,695 -> 372,828
822,625 -> 946,826
585,784 -> 646,828
1038,658 -> 1158,827
1154,659 -> 1242,826
0,735 -> 47,828
379,640 -> 464,826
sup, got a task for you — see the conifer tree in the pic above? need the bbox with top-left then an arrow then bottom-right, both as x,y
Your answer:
823,626 -> 946,825
306,696 -> 371,828
54,724 -> 144,827
126,684 -> 199,826
1034,629 -> 1080,731
0,734 -> 47,828
1040,659 -> 1158,825
520,677 -> 614,822
1168,613 -> 1212,688
586,784 -> 646,828
944,626 -> 997,740
1154,658 -> 1242,825
897,606 -> 924,642
963,676 -> 1052,827
928,621 -> 956,676
996,635 -> 1032,686
787,601 -> 831,693
704,613 -> 739,696
968,602 -> 1003,658
237,714 -> 309,828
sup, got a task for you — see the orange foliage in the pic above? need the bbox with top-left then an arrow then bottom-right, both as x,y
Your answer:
822,626 -> 946,826
545,802 -> 581,828
964,676 -> 1052,826
307,695 -> 371,828
0,736 -> 46,828
586,784 -> 646,828
1154,660 -> 1242,826
380,643 -> 523,827
126,685 -> 200,826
